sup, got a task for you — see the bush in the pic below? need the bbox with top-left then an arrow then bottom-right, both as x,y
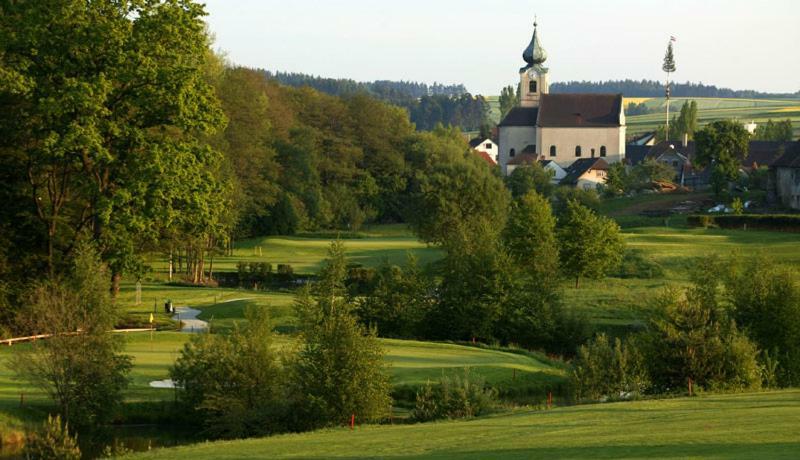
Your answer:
571,334 -> 649,402
171,308 -> 288,438
23,415 -> 81,460
412,368 -> 498,422
11,244 -> 132,429
687,214 -> 800,232
614,249 -> 665,279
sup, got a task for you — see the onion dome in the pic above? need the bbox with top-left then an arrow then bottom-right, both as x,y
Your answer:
521,20 -> 548,73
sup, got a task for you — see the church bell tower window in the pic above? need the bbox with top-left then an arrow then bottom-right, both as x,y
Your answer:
529,80 -> 537,93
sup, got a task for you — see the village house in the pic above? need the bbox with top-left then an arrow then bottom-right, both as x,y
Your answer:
560,158 -> 609,191
469,137 -> 499,164
769,146 -> 800,210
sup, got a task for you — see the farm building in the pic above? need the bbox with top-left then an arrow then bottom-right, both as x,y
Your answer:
769,146 -> 800,210
497,21 -> 626,176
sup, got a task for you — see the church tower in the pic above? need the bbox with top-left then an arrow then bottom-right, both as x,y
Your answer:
519,20 -> 548,108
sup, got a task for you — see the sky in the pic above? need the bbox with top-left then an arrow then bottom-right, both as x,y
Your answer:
202,0 -> 800,95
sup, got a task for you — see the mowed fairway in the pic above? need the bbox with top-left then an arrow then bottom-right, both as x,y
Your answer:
126,390 -> 800,459
0,332 -> 566,431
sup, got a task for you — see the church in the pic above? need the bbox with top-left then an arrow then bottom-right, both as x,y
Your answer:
498,21 -> 627,176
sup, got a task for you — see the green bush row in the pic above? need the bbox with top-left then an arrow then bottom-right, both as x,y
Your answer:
687,214 -> 800,232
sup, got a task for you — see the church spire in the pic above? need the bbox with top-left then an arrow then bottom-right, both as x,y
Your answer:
521,18 -> 547,73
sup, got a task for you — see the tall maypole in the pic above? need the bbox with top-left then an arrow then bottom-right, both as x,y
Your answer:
662,37 -> 676,140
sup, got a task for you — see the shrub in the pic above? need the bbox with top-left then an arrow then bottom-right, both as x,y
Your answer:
11,244 -> 132,429
687,214 -> 800,232
171,308 -> 288,438
23,415 -> 81,460
291,242 -> 391,430
642,285 -> 762,393
571,334 -> 649,402
412,368 -> 498,422
614,249 -> 665,279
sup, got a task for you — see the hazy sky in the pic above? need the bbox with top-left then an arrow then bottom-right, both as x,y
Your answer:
203,0 -> 800,95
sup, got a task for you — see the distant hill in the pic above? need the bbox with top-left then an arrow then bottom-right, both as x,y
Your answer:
551,79 -> 800,99
262,70 -> 486,132
263,70 -> 467,104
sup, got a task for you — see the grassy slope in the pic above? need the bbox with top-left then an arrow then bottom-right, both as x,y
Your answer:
126,390 -> 800,459
0,333 -> 566,429
623,97 -> 800,136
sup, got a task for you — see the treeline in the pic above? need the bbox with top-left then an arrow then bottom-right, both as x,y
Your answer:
0,0 -> 493,322
263,70 -> 488,132
264,70 -> 467,102
215,67 -> 492,240
551,79 -> 800,99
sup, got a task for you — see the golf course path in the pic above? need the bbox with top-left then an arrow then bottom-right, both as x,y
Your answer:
173,306 -> 208,333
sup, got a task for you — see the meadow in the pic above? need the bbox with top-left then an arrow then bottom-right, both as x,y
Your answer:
624,97 -> 800,137
125,390 -> 800,459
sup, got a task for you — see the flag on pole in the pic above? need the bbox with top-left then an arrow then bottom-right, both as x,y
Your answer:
149,313 -> 154,324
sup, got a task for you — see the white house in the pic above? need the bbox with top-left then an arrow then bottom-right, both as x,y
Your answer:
469,137 -> 499,164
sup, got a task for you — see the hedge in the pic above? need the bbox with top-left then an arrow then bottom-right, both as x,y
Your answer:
687,214 -> 800,232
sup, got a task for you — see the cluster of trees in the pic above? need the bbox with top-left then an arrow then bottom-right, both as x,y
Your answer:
625,102 -> 654,116
654,100 -> 699,142
603,159 -> 677,196
0,0 -> 231,298
695,120 -> 751,195
499,84 -> 521,119
409,94 -> 489,132
347,161 -> 625,354
171,242 -> 390,438
552,79 -> 800,99
753,119 -> 795,141
264,71 -> 467,102
263,70 -> 490,132
573,254 -> 800,400
0,0 -> 498,305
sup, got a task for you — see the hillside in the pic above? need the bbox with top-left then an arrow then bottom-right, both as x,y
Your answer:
125,390 -> 800,459
625,97 -> 800,137
485,97 -> 800,138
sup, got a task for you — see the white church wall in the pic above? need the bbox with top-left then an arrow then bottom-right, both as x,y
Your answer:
539,127 -> 626,168
498,126 -> 537,174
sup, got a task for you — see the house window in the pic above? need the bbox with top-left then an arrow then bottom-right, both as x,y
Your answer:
550,145 -> 556,157
672,160 -> 678,167
600,146 -> 607,157
575,146 -> 582,157
510,148 -> 516,158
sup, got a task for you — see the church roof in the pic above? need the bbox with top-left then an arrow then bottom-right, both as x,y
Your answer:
772,143 -> 800,168
560,158 -> 608,185
538,94 -> 623,128
498,107 -> 539,127
745,141 -> 800,169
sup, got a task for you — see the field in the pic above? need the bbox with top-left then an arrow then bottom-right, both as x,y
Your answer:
126,390 -> 800,459
4,195 -> 800,457
624,97 -> 800,137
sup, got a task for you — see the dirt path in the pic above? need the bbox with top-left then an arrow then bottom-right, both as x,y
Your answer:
173,306 -> 208,333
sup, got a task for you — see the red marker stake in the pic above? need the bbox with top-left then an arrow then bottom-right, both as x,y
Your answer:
350,414 -> 355,430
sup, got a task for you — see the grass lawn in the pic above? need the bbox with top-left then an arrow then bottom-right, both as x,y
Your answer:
125,390 -> 800,459
0,332 -> 567,431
